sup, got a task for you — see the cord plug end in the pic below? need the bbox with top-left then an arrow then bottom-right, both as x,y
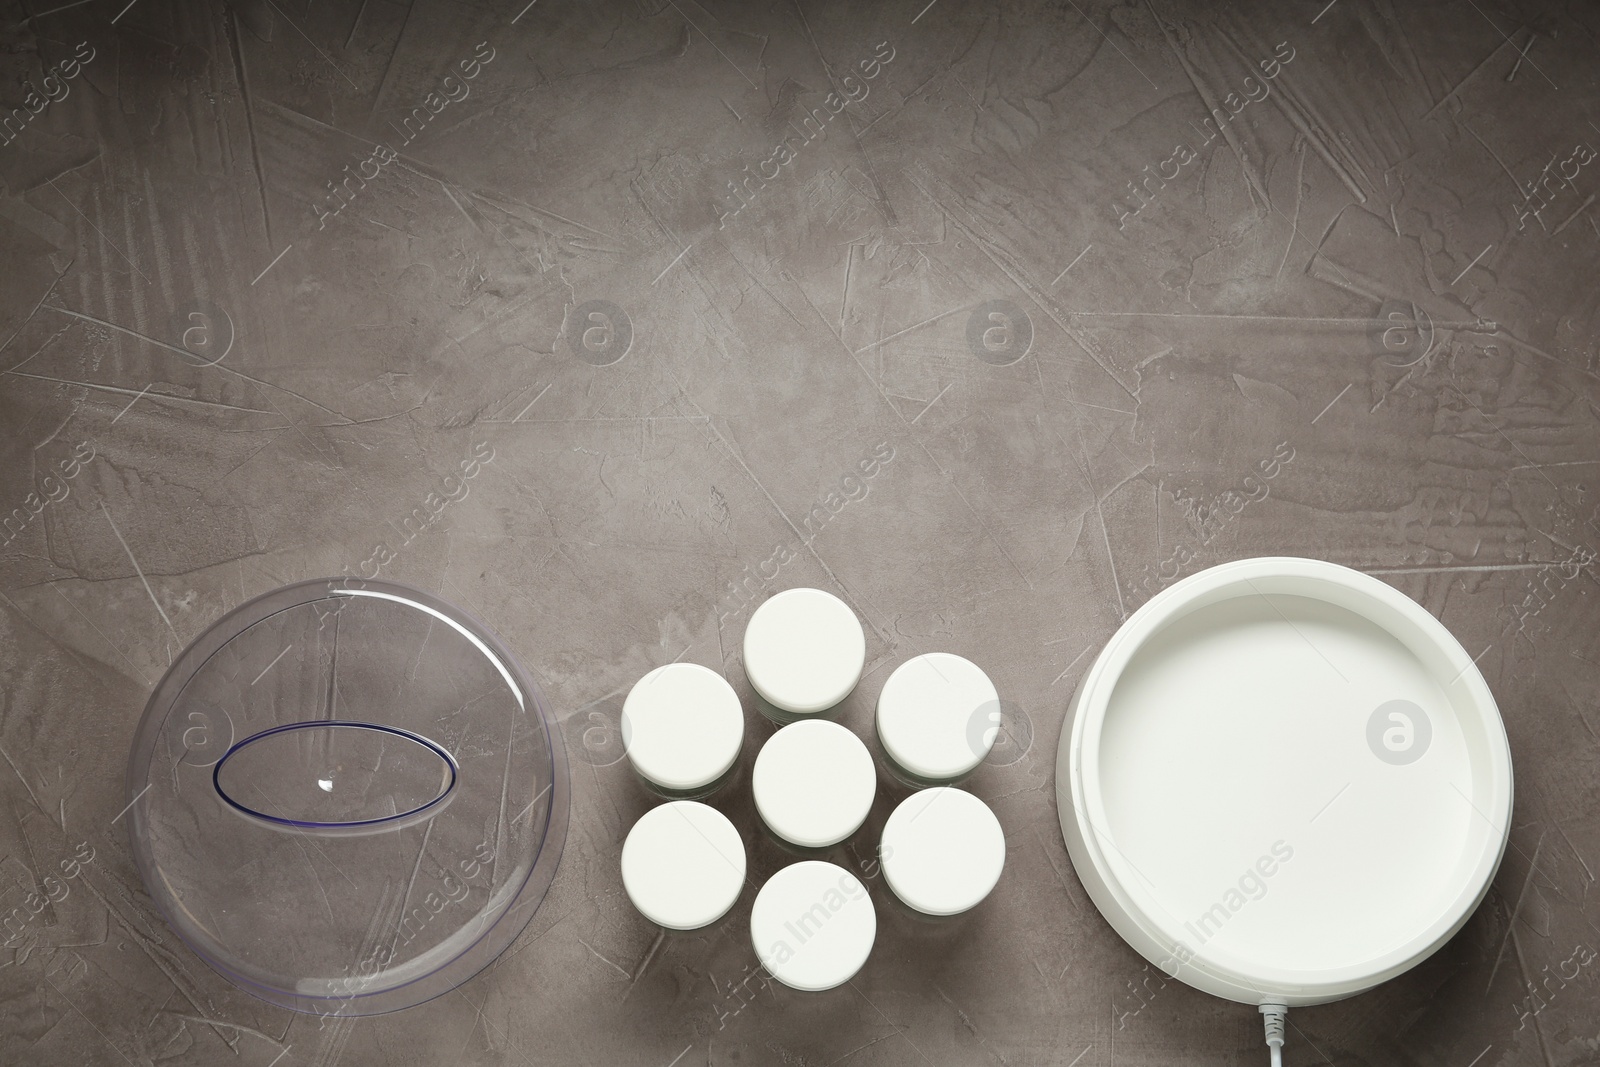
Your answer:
1259,1002 -> 1288,1067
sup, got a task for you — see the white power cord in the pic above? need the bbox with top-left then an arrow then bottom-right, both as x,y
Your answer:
1259,1002 -> 1288,1066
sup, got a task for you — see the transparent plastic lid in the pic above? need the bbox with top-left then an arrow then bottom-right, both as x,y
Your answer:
125,578 -> 569,1015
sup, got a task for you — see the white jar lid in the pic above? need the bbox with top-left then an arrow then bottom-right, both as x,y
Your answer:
743,588 -> 866,714
621,663 -> 744,791
750,861 -> 876,991
880,787 -> 1005,916
620,801 -> 746,931
876,653 -> 999,780
753,719 -> 875,848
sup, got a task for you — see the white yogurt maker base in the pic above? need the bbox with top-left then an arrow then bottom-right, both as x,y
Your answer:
1055,557 -> 1513,1007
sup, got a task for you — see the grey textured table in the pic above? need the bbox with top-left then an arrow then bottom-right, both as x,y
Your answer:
2,0 -> 1598,1063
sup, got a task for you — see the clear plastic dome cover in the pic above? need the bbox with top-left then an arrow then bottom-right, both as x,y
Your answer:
125,578 -> 569,1015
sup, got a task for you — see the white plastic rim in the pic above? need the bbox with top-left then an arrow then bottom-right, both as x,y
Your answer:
880,787 -> 1005,916
876,653 -> 999,781
751,861 -> 876,991
620,801 -> 746,931
621,663 -> 744,792
1055,557 -> 1513,1007
743,588 -> 866,714
753,720 -> 875,848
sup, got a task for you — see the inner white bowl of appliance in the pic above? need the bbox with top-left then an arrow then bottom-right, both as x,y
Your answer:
1057,557 -> 1513,1006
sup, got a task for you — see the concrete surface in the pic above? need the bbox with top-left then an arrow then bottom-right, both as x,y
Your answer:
1,0 -> 1599,1063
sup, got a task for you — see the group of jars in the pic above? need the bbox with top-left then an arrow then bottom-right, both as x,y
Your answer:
618,588 -> 1007,992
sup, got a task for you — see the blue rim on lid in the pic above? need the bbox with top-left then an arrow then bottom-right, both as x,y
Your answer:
212,720 -> 462,833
